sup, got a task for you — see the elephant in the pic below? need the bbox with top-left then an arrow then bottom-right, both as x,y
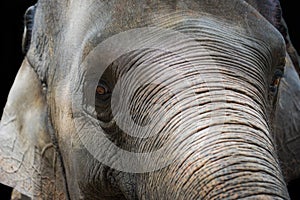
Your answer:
0,0 -> 300,199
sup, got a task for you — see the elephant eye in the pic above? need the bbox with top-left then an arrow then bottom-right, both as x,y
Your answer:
269,70 -> 283,93
96,82 -> 111,96
96,86 -> 107,95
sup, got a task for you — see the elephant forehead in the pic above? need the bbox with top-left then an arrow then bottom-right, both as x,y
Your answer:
28,0 -> 285,77
78,0 -> 284,51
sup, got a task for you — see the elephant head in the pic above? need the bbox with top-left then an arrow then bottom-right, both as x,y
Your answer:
0,0 -> 299,199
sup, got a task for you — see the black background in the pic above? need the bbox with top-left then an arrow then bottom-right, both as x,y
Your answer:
0,1 -> 299,199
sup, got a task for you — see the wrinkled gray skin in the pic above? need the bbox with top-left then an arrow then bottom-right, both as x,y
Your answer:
0,0 -> 300,199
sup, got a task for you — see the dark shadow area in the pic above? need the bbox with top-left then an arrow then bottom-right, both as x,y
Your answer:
281,1 -> 300,53
0,0 -> 299,199
288,178 -> 300,200
0,184 -> 13,199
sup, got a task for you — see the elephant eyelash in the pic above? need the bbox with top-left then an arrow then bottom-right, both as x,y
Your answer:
22,4 -> 37,54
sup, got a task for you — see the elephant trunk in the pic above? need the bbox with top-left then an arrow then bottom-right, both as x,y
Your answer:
167,126 -> 287,199
137,90 -> 290,199
129,70 -> 290,199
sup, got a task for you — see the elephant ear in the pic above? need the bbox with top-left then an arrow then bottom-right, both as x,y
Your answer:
0,59 -> 66,199
245,0 -> 300,76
